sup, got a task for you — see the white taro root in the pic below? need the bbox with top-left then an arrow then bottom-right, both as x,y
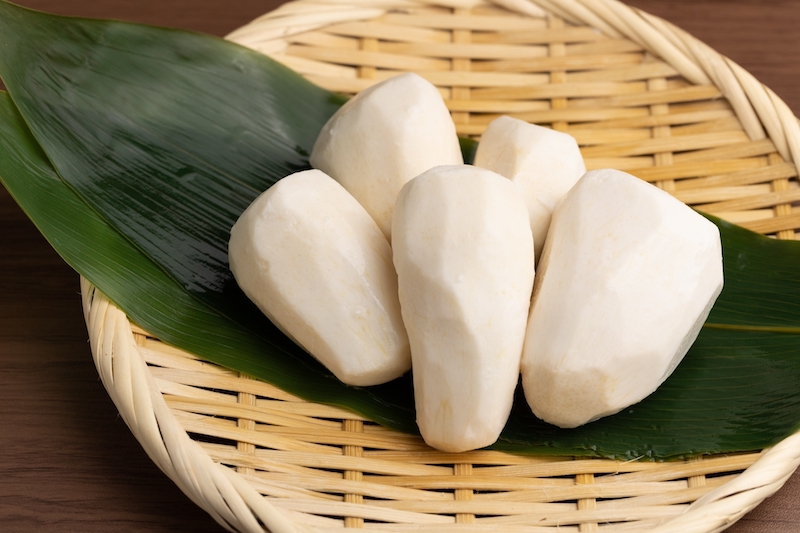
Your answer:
228,169 -> 411,387
310,72 -> 463,240
392,165 -> 535,452
473,116 -> 586,261
521,169 -> 723,428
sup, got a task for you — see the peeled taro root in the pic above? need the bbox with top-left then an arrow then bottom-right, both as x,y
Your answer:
392,165 -> 535,452
310,72 -> 463,241
473,115 -> 586,262
228,169 -> 411,387
521,168 -> 724,429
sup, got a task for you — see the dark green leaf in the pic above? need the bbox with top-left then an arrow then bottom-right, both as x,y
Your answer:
460,137 -> 478,165
0,90 -> 417,433
704,218 -> 800,329
0,0 -> 345,326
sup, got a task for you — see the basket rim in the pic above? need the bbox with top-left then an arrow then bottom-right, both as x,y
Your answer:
86,0 -> 800,532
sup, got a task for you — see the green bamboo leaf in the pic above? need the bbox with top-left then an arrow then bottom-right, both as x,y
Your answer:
0,0 -> 345,328
0,90 -> 417,434
2,2 -> 800,459
704,219 -> 800,329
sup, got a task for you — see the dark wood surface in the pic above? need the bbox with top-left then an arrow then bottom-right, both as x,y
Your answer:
1,1 -> 798,531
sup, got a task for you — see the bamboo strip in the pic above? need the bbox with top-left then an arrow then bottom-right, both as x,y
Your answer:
381,12 -> 547,30
674,162 -> 796,190
139,345 -> 237,374
147,366 -> 305,402
566,108 -> 733,130
362,482 -> 714,509
741,213 -> 800,234
697,187 -> 800,212
286,43 -> 453,69
599,476 -> 732,508
173,410 -> 342,454
509,106 -> 647,123
445,99 -> 551,112
568,127 -> 651,145
271,498 -> 457,523
566,37 -> 642,55
207,447 -> 458,477
381,41 -> 551,59
470,80 -> 647,100
251,471 -> 454,502
154,378 -> 237,404
596,453 -> 760,484
483,478 -> 727,506
202,445 -> 349,479
235,471 -> 343,501
364,449 -> 580,466
312,525 -> 572,532
470,25 -> 602,44
164,395 -> 343,430
288,29 -> 360,48
475,504 -> 686,526
472,51 -> 642,72
670,139 -> 776,164
674,184 -> 773,205
580,131 -> 749,158
239,424 -> 429,450
570,85 -> 721,109
585,156 -> 653,170
566,60 -> 678,82
271,52 -> 359,77
325,21 -> 452,42
705,210 -> 774,224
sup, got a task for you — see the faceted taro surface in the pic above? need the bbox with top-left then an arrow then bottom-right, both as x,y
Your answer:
521,169 -> 723,428
392,165 -> 535,452
229,169 -> 410,386
310,73 -> 462,240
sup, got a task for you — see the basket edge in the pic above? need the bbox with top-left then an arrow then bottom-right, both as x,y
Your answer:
82,277 -> 305,533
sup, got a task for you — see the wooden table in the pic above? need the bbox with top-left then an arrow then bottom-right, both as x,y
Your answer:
1,1 -> 798,531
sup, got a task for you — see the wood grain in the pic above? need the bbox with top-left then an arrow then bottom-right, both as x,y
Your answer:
1,1 -> 798,532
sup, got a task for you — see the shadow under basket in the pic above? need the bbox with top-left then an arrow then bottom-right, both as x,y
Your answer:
84,0 -> 800,531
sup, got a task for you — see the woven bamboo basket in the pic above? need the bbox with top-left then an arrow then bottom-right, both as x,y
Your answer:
82,0 -> 800,531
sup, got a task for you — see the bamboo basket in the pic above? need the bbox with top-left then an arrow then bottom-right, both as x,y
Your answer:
83,0 -> 800,531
